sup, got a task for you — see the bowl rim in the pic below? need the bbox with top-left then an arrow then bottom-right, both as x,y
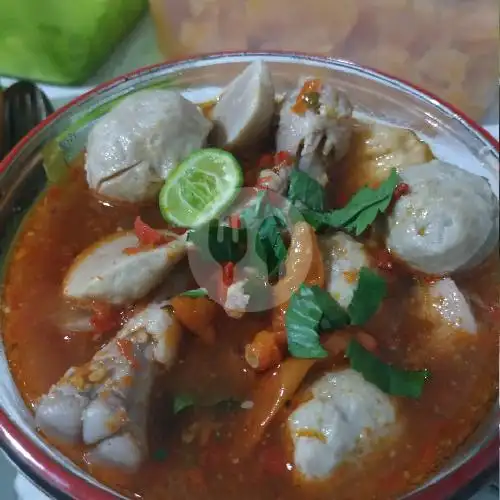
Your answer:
0,50 -> 498,500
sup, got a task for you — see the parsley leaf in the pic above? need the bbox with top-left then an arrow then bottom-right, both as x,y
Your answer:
347,268 -> 387,325
173,394 -> 196,414
346,339 -> 430,398
180,288 -> 208,298
288,169 -> 325,211
301,168 -> 400,235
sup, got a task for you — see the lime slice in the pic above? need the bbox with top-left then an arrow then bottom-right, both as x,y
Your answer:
159,148 -> 243,228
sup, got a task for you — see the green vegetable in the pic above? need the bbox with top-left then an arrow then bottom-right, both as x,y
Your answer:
346,339 -> 429,398
285,285 -> 330,359
285,269 -> 387,359
254,216 -> 287,279
347,268 -> 387,325
173,394 -> 196,414
173,394 -> 241,414
302,169 -> 400,235
303,91 -> 321,113
288,169 -> 325,211
239,191 -> 288,279
152,448 -> 168,462
188,221 -> 247,264
179,288 -> 208,298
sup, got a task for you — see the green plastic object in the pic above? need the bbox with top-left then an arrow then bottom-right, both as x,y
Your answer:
0,0 -> 148,85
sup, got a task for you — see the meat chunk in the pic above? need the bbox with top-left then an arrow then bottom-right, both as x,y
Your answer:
411,278 -> 477,337
277,79 -> 353,174
211,60 -> 275,149
319,233 -> 370,309
85,89 -> 212,203
330,120 -> 433,200
387,160 -> 499,274
63,230 -> 187,306
288,369 -> 398,481
35,304 -> 181,471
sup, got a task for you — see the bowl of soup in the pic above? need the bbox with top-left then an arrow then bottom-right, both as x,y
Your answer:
0,53 -> 498,500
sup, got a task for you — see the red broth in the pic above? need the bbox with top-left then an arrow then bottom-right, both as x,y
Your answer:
2,126 -> 499,500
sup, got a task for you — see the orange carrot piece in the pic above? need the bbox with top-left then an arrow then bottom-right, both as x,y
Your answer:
170,295 -> 217,344
245,330 -> 284,372
233,357 -> 316,457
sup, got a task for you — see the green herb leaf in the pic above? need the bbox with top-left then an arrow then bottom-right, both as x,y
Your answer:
313,287 -> 351,331
188,220 -> 247,263
179,288 -> 208,298
153,448 -> 169,462
346,339 -> 430,398
173,394 -> 196,414
347,267 -> 387,325
255,216 -> 287,279
286,285 -> 331,358
288,169 -> 325,211
301,169 -> 400,235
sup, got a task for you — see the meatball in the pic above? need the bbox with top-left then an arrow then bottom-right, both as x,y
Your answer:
85,89 -> 212,203
387,160 -> 498,275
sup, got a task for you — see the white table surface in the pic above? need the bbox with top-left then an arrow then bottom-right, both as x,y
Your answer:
1,12 -> 498,500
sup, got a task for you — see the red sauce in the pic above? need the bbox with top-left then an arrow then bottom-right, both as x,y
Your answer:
2,124 -> 498,500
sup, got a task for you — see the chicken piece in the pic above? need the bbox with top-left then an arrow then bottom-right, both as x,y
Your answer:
288,368 -> 398,481
211,60 -> 275,149
387,160 -> 499,275
319,233 -> 370,309
64,230 -> 187,306
411,278 -> 477,337
35,304 -> 181,471
256,166 -> 291,194
277,79 -> 353,172
224,278 -> 250,319
85,89 -> 212,203
332,121 -> 433,199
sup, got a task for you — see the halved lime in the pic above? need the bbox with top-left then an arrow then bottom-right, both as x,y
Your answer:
159,148 -> 243,228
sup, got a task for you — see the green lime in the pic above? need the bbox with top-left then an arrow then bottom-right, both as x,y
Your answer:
159,148 -> 243,228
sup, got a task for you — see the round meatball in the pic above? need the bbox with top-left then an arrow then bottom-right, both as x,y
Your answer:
387,160 -> 498,275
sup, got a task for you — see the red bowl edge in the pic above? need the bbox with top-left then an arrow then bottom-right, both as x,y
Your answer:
0,51 -> 498,499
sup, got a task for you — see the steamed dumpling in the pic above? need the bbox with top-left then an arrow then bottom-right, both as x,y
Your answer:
387,160 -> 498,275
85,89 -> 212,203
288,369 -> 398,481
211,60 -> 275,149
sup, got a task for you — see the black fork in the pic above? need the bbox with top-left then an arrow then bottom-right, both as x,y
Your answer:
0,80 -> 54,161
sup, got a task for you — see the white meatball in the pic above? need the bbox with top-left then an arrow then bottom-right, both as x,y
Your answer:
387,160 -> 498,275
85,89 -> 212,202
288,369 -> 398,481
319,232 -> 370,309
211,60 -> 275,149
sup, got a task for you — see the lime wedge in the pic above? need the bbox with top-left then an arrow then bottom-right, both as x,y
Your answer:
159,148 -> 243,228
